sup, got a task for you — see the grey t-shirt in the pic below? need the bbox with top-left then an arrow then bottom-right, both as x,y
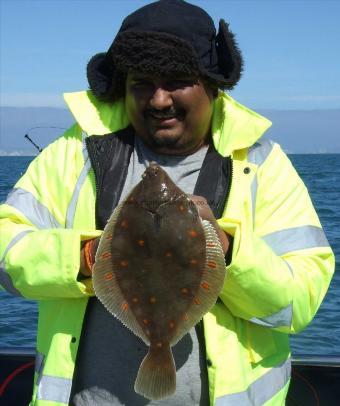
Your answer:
71,139 -> 210,406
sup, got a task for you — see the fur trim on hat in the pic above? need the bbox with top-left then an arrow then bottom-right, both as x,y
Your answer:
216,20 -> 243,90
111,31 -> 202,77
87,53 -> 113,99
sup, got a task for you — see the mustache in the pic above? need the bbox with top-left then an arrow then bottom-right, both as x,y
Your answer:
145,108 -> 183,118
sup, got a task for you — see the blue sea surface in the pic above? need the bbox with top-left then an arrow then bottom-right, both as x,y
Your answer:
0,154 -> 339,355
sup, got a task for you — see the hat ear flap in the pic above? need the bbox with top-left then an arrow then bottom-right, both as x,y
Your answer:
216,20 -> 244,89
87,53 -> 114,99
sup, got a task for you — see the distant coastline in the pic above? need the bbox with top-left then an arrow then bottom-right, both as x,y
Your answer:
0,151 -> 38,157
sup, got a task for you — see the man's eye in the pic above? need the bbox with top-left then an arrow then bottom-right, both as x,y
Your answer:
166,79 -> 194,89
131,81 -> 153,89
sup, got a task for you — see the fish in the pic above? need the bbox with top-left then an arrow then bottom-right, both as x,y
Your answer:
92,161 -> 226,400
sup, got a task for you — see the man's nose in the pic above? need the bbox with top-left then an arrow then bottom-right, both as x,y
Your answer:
149,87 -> 172,109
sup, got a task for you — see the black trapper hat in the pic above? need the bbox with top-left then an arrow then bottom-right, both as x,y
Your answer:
87,0 -> 243,100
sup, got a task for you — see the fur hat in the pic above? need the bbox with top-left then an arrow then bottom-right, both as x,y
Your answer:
87,0 -> 243,100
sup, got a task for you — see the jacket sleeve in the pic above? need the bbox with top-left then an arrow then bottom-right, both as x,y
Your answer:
217,141 -> 335,334
0,124 -> 101,300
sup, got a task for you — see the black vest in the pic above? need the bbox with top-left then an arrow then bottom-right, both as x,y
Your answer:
85,126 -> 233,230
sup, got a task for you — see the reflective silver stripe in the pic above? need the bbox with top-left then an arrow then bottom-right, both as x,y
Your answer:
248,140 -> 274,225
81,131 -> 87,152
5,188 -> 61,229
0,230 -> 33,263
35,351 -> 45,375
262,225 -> 330,256
0,230 -> 32,296
66,132 -> 92,228
37,374 -> 72,403
248,139 -> 274,166
284,259 -> 294,276
250,303 -> 292,328
215,358 -> 291,405
0,268 -> 22,296
250,175 -> 258,226
65,159 -> 91,228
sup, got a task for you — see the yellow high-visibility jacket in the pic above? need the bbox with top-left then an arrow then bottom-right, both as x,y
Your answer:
0,90 -> 334,406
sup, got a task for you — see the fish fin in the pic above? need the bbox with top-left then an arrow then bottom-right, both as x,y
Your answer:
134,343 -> 176,400
171,219 -> 226,346
93,203 -> 149,344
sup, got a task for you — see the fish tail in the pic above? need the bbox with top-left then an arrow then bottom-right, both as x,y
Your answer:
134,343 -> 176,400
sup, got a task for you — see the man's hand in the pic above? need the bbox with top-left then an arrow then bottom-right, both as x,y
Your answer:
79,237 -> 100,279
189,194 -> 231,256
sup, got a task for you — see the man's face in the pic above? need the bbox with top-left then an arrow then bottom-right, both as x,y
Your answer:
125,72 -> 214,155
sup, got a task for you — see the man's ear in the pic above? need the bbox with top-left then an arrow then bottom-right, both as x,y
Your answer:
201,79 -> 218,100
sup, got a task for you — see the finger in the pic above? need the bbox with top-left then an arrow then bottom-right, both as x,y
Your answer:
188,194 -> 207,204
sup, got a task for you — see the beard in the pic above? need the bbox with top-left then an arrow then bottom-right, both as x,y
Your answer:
151,132 -> 181,147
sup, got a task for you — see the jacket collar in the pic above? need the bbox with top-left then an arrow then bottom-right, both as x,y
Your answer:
63,90 -> 271,157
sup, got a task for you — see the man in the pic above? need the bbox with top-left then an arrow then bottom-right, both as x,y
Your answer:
0,1 -> 334,405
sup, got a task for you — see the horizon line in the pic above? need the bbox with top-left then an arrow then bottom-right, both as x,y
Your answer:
1,105 -> 340,112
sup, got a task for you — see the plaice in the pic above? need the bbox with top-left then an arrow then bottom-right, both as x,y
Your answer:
92,162 -> 226,400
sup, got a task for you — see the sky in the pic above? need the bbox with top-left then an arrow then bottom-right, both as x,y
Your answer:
1,0 -> 340,111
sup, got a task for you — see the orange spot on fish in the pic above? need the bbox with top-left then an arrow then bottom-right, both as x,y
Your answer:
137,239 -> 145,247
193,297 -> 201,305
207,261 -> 217,268
120,260 -> 129,267
156,342 -> 163,348
143,319 -> 149,325
183,313 -> 189,321
190,258 -> 198,265
169,321 -> 175,329
121,303 -> 129,311
201,282 -> 210,290
178,204 -> 185,212
165,251 -> 172,258
105,273 -> 113,281
188,229 -> 198,237
101,252 -> 112,259
106,234 -> 113,240
181,287 -> 189,294
120,220 -> 128,228
132,297 -> 139,303
149,296 -> 156,304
